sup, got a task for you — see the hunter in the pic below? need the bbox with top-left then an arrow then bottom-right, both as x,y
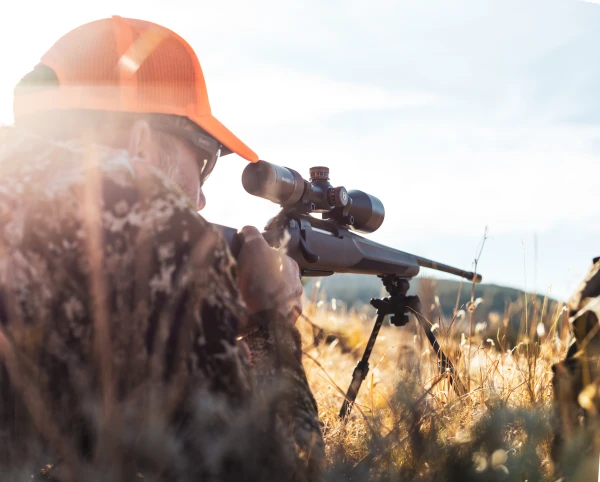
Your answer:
0,16 -> 324,481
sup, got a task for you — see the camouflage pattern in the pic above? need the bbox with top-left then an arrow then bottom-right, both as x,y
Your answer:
0,126 -> 323,480
552,257 -> 600,466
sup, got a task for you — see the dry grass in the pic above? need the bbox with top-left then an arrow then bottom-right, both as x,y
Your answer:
4,276 -> 600,481
297,279 -> 599,481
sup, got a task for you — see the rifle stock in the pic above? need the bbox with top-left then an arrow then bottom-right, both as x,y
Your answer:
211,217 -> 481,283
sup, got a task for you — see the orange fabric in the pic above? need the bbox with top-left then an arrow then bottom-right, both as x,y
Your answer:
13,16 -> 258,162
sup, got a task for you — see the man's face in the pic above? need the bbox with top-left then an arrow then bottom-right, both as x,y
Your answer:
145,124 -> 207,211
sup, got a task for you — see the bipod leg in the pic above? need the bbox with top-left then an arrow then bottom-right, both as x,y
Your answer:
339,311 -> 387,420
414,311 -> 467,397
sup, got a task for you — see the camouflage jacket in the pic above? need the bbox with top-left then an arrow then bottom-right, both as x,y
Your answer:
551,257 -> 600,466
0,126 -> 323,481
568,257 -> 600,351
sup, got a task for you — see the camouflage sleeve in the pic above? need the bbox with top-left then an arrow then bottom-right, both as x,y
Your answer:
0,129 -> 323,480
0,131 -> 252,469
568,257 -> 600,350
243,313 -> 326,478
551,257 -> 600,466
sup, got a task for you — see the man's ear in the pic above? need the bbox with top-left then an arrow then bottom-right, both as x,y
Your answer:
128,120 -> 154,159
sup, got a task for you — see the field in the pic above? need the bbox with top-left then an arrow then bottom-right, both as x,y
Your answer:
297,277 -> 598,481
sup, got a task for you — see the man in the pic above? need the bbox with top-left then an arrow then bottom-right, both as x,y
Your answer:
0,16 -> 324,481
552,257 -> 600,475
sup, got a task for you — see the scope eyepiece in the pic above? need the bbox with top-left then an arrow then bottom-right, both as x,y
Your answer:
242,160 -> 305,206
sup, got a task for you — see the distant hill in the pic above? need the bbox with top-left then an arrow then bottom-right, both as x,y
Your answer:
303,274 -> 564,346
303,274 -> 554,313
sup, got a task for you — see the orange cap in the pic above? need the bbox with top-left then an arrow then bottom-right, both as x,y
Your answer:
13,16 -> 258,162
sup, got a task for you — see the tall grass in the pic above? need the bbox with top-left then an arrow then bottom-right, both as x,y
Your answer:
3,277 -> 600,481
299,277 -> 598,481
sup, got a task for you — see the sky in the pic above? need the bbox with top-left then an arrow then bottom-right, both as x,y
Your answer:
0,0 -> 598,300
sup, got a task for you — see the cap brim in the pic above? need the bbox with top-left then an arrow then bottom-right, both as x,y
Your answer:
189,113 -> 258,162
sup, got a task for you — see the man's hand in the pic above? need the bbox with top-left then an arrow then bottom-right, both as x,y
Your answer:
236,226 -> 303,331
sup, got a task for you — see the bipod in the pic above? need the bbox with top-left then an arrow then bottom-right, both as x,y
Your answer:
339,275 -> 466,420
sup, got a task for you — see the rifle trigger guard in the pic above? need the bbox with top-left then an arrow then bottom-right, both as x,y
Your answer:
299,234 -> 319,263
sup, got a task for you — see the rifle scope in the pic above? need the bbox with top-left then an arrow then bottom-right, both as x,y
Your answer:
242,160 -> 385,233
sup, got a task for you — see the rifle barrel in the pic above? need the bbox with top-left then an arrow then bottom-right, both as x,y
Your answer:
212,222 -> 483,283
415,256 -> 482,283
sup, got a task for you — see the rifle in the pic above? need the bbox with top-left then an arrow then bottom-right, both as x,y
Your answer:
214,161 -> 481,419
